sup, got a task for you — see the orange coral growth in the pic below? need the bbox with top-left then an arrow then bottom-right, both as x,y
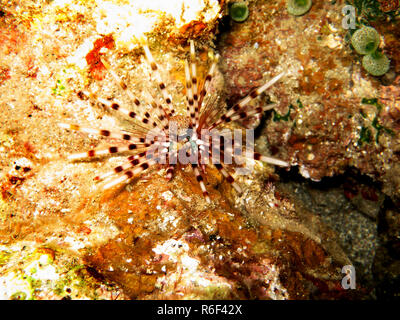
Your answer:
0,25 -> 26,55
86,35 -> 115,81
0,66 -> 10,85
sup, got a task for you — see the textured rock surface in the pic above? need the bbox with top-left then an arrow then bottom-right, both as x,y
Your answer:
0,0 -> 399,300
219,0 -> 400,198
80,168 -> 353,299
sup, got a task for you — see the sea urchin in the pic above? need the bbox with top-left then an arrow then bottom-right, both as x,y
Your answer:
59,39 -> 288,203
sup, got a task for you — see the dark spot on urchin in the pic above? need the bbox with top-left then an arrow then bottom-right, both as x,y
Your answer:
141,162 -> 149,170
114,166 -> 124,173
120,82 -> 128,90
239,111 -> 247,119
109,146 -> 118,153
249,90 -> 259,98
125,171 -> 134,179
129,111 -> 136,118
232,104 -> 240,112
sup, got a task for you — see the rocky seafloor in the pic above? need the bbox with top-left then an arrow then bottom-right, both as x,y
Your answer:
0,0 -> 399,300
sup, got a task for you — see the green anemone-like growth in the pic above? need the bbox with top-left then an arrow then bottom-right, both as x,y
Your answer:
351,26 -> 380,55
287,0 -> 312,16
229,2 -> 249,22
362,51 -> 390,76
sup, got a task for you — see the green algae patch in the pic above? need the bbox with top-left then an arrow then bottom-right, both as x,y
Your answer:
358,98 -> 395,145
351,26 -> 380,55
272,104 -> 295,122
287,0 -> 312,16
229,2 -> 249,22
358,126 -> 372,146
362,51 -> 390,76
0,244 -> 124,300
